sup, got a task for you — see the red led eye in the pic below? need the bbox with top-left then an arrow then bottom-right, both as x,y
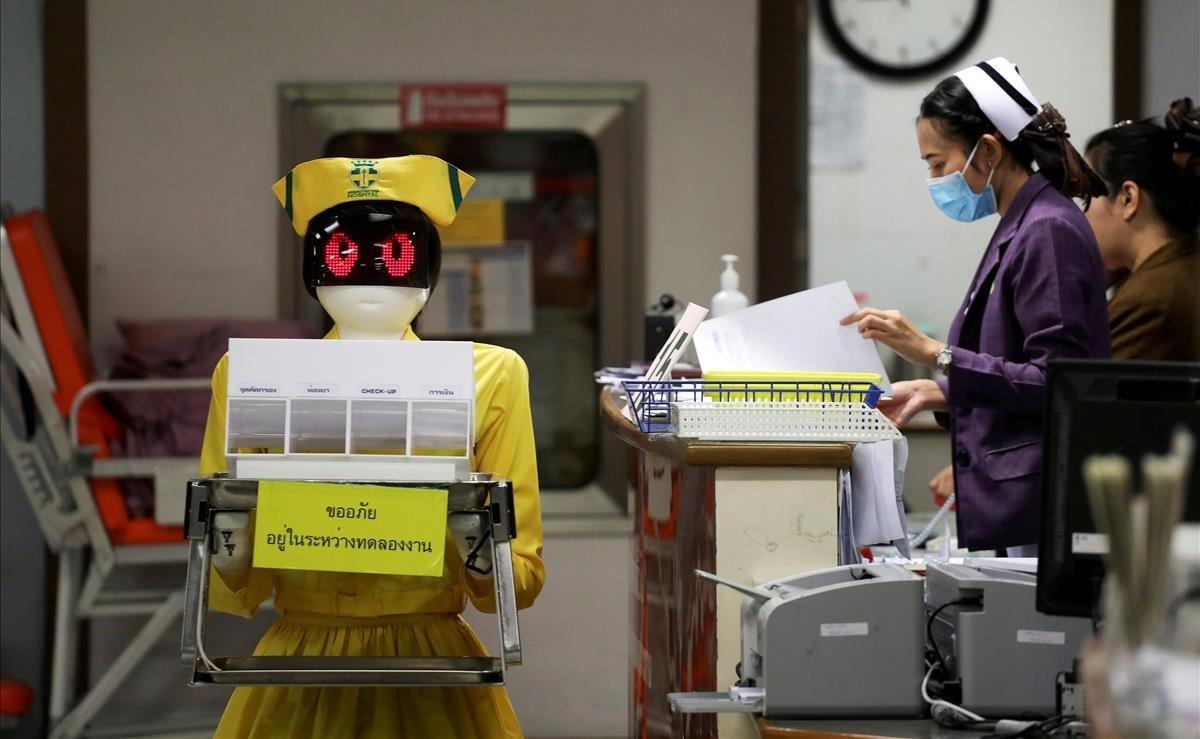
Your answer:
380,233 -> 416,278
324,232 -> 358,278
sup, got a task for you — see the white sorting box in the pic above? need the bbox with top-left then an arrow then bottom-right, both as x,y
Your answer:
225,338 -> 475,481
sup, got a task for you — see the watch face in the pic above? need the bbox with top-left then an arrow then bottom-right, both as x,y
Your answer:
937,347 -> 952,372
818,0 -> 989,78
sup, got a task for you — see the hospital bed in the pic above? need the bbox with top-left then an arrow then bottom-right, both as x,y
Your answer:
0,212 -> 208,739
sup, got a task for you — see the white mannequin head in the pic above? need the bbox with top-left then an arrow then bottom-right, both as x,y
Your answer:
316,285 -> 430,340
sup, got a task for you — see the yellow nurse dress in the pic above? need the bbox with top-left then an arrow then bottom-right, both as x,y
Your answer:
200,327 -> 545,738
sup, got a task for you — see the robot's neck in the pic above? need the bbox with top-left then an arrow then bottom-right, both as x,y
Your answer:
335,322 -> 411,341
316,285 -> 429,341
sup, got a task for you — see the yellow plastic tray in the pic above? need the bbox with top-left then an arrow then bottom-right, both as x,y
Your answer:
699,371 -> 883,403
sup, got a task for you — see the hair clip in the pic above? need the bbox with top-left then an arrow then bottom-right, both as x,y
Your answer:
1113,119 -> 1135,128
1032,103 -> 1067,135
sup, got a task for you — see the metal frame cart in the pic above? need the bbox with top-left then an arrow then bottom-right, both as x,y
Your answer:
180,473 -> 522,686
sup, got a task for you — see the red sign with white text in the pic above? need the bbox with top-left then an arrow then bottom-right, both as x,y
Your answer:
400,84 -> 507,130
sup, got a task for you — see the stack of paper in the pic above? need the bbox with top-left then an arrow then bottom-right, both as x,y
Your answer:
693,281 -> 891,391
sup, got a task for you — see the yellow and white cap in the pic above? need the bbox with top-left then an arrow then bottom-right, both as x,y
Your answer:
272,155 -> 476,235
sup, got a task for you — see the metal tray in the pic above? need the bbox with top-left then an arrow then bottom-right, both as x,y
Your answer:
194,656 -> 504,686
181,474 -> 521,687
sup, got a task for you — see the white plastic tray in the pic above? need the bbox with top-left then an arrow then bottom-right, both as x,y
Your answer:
671,401 -> 902,443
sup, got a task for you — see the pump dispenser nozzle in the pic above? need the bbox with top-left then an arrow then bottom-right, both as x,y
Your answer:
720,255 -> 739,289
711,254 -> 749,318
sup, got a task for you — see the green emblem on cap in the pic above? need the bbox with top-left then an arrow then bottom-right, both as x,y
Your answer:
349,160 -> 379,190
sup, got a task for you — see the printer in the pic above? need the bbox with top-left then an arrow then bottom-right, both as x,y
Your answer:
671,564 -> 926,718
925,562 -> 1093,716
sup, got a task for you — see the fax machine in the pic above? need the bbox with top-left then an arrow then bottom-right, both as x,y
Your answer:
670,564 -> 926,718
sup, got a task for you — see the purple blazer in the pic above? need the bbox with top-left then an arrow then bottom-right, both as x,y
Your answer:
937,174 -> 1110,550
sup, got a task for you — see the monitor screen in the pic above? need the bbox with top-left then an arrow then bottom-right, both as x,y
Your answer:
1037,360 -> 1200,618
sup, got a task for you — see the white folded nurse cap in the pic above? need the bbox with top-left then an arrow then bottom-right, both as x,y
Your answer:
954,57 -> 1041,141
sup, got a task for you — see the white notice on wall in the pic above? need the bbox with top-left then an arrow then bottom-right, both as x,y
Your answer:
811,61 -> 867,169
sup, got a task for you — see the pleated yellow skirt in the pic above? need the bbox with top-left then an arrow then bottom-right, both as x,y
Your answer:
215,612 -> 523,738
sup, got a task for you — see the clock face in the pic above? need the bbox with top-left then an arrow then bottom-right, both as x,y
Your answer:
819,0 -> 990,78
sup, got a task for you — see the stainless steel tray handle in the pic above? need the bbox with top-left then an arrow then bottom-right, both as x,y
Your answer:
180,479 -> 211,666
491,482 -> 522,667
181,477 -> 524,685
493,538 -> 522,666
179,540 -> 205,665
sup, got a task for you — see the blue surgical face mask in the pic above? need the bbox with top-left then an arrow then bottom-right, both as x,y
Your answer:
927,140 -> 997,222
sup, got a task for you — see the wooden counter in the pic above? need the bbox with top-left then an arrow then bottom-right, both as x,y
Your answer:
603,388 -> 853,739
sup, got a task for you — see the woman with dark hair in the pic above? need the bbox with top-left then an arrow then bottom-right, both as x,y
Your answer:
1084,97 -> 1200,361
841,57 -> 1110,555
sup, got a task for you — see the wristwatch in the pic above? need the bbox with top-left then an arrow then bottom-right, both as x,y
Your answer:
936,345 -> 953,375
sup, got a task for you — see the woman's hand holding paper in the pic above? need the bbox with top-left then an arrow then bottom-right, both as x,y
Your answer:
841,307 -> 941,368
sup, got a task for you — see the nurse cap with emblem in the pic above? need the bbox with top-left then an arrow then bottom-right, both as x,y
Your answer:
272,155 -> 476,235
953,57 -> 1040,141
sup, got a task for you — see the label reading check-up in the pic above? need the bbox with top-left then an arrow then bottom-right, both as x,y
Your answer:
356,384 -> 400,396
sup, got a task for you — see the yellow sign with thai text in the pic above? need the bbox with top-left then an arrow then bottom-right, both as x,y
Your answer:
437,199 -> 505,246
253,481 -> 448,577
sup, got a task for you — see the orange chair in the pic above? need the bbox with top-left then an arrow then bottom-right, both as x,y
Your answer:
1,212 -> 207,738
6,211 -> 190,544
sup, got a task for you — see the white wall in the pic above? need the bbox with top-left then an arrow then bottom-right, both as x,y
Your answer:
809,1 -> 1114,339
1143,0 -> 1200,118
86,0 -> 758,358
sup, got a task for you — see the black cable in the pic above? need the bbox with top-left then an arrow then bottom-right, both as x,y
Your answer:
980,712 -> 1074,739
464,528 -> 493,576
926,598 -> 971,682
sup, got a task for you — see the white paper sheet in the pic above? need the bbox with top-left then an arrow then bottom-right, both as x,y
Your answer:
693,281 -> 890,390
850,440 -> 907,546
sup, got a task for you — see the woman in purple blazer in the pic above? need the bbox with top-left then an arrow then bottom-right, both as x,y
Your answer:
842,58 -> 1111,554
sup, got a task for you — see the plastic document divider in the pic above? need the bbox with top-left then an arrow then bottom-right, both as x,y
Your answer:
224,339 -> 475,481
701,370 -> 884,403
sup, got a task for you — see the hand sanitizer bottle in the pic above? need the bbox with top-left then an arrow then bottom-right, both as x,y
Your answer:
710,254 -> 749,318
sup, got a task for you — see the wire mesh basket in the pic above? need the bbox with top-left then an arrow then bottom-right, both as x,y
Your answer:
622,379 -> 899,442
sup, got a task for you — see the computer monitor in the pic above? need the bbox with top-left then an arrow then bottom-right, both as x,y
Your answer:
1037,360 -> 1200,618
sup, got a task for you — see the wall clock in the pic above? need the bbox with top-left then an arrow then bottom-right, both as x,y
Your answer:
817,0 -> 990,79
